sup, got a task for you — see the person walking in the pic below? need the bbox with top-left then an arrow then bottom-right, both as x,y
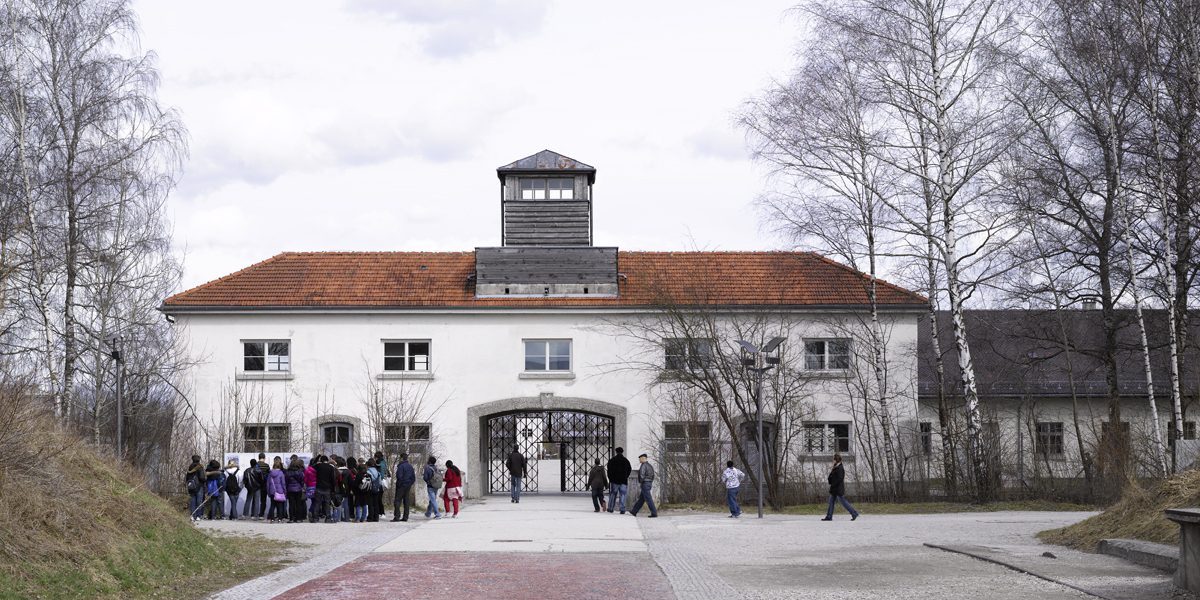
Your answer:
722,461 -> 745,518
506,449 -> 526,503
374,450 -> 390,520
587,459 -> 608,512
392,453 -> 416,522
365,459 -> 382,522
285,457 -> 306,523
628,453 -> 658,518
314,455 -> 337,523
822,453 -> 859,521
442,460 -> 463,518
606,447 -> 632,514
224,460 -> 242,520
185,455 -> 205,522
267,457 -> 287,523
423,456 -> 443,519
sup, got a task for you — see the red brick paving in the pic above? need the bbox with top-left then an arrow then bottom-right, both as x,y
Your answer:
274,552 -> 676,600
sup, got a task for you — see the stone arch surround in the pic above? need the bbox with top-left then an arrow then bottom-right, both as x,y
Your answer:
308,413 -> 366,456
466,393 -> 627,497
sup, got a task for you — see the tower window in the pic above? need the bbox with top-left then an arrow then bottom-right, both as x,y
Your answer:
520,178 -> 574,200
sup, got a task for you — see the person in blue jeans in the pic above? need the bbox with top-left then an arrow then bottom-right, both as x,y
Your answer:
822,453 -> 859,521
506,450 -> 526,503
186,455 -> 205,521
628,453 -> 658,518
423,455 -> 443,519
606,447 -> 631,514
722,461 -> 745,518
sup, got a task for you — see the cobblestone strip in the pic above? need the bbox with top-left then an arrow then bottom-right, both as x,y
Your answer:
642,524 -> 739,600
210,528 -> 410,600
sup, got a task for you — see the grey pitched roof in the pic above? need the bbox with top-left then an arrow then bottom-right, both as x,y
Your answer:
917,309 -> 1200,401
497,150 -> 596,183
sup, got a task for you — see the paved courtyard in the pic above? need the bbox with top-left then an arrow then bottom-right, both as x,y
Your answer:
203,496 -> 1190,600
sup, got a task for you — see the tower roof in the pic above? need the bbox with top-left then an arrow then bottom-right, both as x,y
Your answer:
497,149 -> 596,183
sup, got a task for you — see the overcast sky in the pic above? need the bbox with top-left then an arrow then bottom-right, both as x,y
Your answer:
133,1 -> 803,290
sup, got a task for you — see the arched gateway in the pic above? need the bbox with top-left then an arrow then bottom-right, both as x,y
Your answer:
466,394 -> 626,497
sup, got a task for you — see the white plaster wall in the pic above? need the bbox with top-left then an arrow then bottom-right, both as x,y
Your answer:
174,309 -> 922,489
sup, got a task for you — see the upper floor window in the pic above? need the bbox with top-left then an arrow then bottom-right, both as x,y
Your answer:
520,177 -> 574,200
804,339 -> 850,371
524,339 -> 572,371
244,341 -> 290,372
242,423 -> 291,453
384,340 -> 430,372
664,338 -> 714,371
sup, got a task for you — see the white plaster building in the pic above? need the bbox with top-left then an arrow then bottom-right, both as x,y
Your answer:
162,151 -> 928,498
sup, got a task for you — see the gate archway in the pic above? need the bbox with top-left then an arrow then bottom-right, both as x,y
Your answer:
487,410 -> 613,493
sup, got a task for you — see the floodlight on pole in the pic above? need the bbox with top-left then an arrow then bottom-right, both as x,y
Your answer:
734,337 -> 785,519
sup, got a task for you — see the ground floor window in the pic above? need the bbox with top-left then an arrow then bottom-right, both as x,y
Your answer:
663,421 -> 712,454
384,422 -> 431,459
919,422 -> 933,456
242,423 -> 291,453
1035,422 -> 1064,457
803,422 -> 850,454
1169,420 -> 1197,443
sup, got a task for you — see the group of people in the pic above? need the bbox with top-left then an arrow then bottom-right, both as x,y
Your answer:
507,446 -> 662,517
184,451 -> 466,524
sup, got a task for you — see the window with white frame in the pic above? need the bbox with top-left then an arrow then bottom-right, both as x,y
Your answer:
663,421 -> 712,454
383,422 -> 431,459
664,338 -> 714,371
524,339 -> 572,371
919,422 -> 933,456
802,422 -> 851,453
243,341 -> 290,372
1035,422 -> 1064,457
519,177 -> 574,200
242,423 -> 291,453
803,339 -> 851,371
384,340 -> 430,372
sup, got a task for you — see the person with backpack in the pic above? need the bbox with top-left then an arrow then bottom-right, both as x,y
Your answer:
285,457 -> 306,523
373,450 -> 390,520
243,459 -> 260,519
224,460 -> 242,520
364,459 -> 382,522
606,447 -> 632,514
204,459 -> 225,520
392,453 -> 415,522
346,457 -> 364,522
423,456 -> 443,520
266,456 -> 287,523
722,460 -> 746,518
442,460 -> 464,518
185,455 -> 205,522
588,458 -> 608,512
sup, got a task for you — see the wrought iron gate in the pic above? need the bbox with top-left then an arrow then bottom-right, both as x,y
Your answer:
486,410 -> 614,493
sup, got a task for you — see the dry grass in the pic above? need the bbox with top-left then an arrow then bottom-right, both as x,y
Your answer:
0,391 -> 290,599
1038,470 -> 1200,551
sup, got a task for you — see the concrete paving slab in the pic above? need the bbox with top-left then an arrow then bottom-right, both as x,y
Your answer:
372,495 -> 646,553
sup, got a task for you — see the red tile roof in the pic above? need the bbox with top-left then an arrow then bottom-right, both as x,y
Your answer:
160,251 -> 926,310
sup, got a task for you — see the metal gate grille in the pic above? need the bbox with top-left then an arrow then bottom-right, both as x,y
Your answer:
486,410 -> 614,493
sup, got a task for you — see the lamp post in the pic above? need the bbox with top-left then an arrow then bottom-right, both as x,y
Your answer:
736,337 -> 785,519
105,334 -> 124,457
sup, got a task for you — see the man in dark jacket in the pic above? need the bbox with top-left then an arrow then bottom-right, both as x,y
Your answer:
255,452 -> 270,520
587,459 -> 608,512
822,453 -> 859,521
628,453 -> 658,518
506,450 -> 526,503
606,447 -> 632,514
392,453 -> 416,522
314,455 -> 338,523
186,455 -> 205,521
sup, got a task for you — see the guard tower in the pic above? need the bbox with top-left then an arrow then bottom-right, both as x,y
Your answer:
475,150 -> 617,297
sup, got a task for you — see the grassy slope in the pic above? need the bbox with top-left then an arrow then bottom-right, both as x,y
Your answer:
0,413 -> 288,599
1038,470 -> 1200,551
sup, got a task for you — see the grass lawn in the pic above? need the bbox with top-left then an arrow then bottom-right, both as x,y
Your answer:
664,500 -> 1099,515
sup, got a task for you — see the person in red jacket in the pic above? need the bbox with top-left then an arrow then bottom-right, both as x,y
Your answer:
442,460 -> 464,517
